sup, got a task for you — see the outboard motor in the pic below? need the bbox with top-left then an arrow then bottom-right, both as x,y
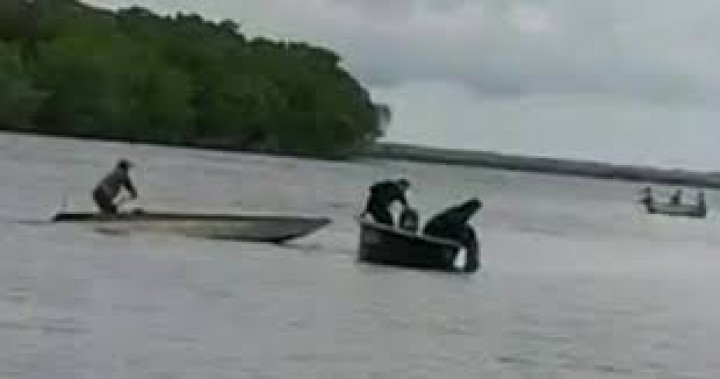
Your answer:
398,207 -> 420,233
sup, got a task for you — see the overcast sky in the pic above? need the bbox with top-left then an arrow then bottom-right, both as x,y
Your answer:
86,0 -> 720,169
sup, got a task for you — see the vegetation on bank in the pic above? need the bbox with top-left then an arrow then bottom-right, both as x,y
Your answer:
0,0 -> 390,157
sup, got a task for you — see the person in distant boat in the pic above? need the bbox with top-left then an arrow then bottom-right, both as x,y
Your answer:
92,159 -> 137,214
363,178 -> 410,226
398,207 -> 420,233
670,189 -> 683,205
423,198 -> 482,272
639,187 -> 654,209
697,191 -> 707,214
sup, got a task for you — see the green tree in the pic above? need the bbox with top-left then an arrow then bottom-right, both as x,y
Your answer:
0,0 -> 391,157
0,42 -> 45,129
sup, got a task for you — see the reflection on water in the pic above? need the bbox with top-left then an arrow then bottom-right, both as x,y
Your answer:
1,132 -> 719,378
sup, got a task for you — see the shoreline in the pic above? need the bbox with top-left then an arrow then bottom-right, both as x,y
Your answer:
0,129 -> 347,162
364,143 -> 720,189
3,130 -> 719,189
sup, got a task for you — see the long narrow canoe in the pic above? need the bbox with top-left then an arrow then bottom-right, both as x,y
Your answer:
52,211 -> 331,243
356,216 -> 466,273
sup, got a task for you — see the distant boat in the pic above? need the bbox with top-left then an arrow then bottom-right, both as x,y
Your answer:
639,189 -> 708,219
641,202 -> 707,219
356,216 -> 476,273
52,210 -> 331,243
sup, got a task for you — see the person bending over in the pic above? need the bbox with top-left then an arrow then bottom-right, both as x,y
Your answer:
92,159 -> 137,214
363,178 -> 410,226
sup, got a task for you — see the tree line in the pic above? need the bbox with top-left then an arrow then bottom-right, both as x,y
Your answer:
0,0 -> 390,157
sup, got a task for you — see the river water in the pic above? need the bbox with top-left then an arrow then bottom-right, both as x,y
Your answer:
1,132 -> 719,378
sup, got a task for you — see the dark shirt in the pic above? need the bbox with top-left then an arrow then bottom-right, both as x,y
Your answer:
368,180 -> 408,208
424,203 -> 482,273
423,199 -> 481,240
94,167 -> 136,199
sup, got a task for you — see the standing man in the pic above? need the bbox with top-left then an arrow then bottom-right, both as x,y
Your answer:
92,159 -> 137,214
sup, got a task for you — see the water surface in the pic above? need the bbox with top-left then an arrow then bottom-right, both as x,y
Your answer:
1,132 -> 719,378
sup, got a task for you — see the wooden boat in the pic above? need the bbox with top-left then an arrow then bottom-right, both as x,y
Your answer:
356,216 -> 471,273
52,210 -> 331,243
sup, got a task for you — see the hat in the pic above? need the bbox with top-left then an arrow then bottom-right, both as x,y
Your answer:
117,159 -> 134,169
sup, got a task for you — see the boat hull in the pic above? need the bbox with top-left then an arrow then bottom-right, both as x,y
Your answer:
356,217 -> 464,273
52,211 -> 331,243
643,203 -> 707,219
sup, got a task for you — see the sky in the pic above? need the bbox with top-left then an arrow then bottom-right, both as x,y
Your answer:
85,0 -> 720,170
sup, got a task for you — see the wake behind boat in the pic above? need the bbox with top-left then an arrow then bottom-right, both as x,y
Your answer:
52,210 -> 331,243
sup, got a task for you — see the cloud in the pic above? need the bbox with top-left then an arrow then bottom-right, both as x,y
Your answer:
84,0 -> 720,168
85,0 -> 720,99
374,80 -> 720,169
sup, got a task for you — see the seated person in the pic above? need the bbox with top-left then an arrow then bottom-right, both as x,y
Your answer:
639,187 -> 654,208
670,189 -> 682,205
423,198 -> 482,272
697,191 -> 707,214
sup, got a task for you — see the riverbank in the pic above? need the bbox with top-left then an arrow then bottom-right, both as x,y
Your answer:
365,142 -> 720,189
0,127 -> 350,161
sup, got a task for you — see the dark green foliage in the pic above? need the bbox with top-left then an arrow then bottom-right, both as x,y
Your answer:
0,0 -> 389,156
0,41 -> 46,128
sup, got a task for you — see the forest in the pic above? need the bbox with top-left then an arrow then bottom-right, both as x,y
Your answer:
0,0 -> 390,157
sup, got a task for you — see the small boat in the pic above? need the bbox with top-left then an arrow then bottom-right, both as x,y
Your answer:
52,210 -> 331,243
639,188 -> 708,219
356,216 -> 471,273
642,202 -> 707,219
